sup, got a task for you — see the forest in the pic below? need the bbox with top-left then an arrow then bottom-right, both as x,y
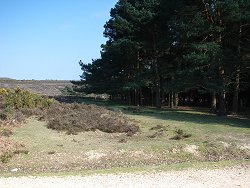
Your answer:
0,0 -> 250,181
75,0 -> 250,116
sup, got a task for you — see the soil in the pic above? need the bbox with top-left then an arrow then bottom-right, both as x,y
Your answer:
0,164 -> 249,188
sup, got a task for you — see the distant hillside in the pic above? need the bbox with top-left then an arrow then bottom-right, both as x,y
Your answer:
0,77 -> 15,80
0,79 -> 73,96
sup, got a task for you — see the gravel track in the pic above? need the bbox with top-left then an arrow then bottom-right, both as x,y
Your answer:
0,165 -> 249,188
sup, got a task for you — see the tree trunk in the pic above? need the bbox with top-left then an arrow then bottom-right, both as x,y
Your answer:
210,92 -> 217,113
233,24 -> 242,114
127,91 -> 131,106
240,99 -> 244,108
174,93 -> 179,107
216,9 -> 226,117
170,92 -> 174,108
139,88 -> 143,106
155,84 -> 161,109
232,70 -> 240,114
151,88 -> 154,107
151,23 -> 161,109
134,89 -> 139,106
167,93 -> 170,107
218,91 -> 227,116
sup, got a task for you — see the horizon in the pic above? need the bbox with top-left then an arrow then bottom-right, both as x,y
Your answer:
0,77 -> 75,81
0,0 -> 117,80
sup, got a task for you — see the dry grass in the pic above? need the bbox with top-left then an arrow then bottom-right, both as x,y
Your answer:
0,95 -> 249,175
0,108 -> 248,175
39,103 -> 139,135
0,80 -> 71,96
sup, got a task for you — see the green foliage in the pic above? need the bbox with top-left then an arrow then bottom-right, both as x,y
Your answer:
0,87 -> 55,109
0,152 -> 13,163
0,111 -> 8,120
13,150 -> 29,155
0,150 -> 29,163
61,85 -> 78,95
76,0 -> 250,112
0,107 -> 13,120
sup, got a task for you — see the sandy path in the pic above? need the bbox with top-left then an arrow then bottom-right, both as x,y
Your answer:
0,166 -> 249,188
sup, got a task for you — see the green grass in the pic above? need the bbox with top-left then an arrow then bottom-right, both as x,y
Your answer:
1,100 -> 249,176
1,160 -> 249,178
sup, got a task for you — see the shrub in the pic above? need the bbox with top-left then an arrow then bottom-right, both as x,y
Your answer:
0,87 -> 55,110
0,88 -> 8,96
0,152 -> 13,163
0,129 -> 13,137
200,142 -> 250,161
171,129 -> 192,140
0,150 -> 29,163
150,125 -> 166,131
0,107 -> 13,120
13,150 -> 29,155
43,103 -> 139,135
0,111 -> 8,120
60,85 -> 76,95
0,88 -> 55,127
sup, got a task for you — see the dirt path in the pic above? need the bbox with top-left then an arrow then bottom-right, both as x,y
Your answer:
0,165 -> 249,188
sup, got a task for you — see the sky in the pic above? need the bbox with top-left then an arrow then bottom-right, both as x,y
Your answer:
0,0 -> 118,80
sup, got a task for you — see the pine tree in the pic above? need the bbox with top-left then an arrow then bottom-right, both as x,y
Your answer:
76,0 -> 250,114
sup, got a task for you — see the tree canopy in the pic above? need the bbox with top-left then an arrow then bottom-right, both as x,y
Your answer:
77,0 -> 250,115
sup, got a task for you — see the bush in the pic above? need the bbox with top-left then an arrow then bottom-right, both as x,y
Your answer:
0,152 -> 13,163
0,88 -> 138,135
0,88 -> 55,127
0,87 -> 55,110
0,111 -> 8,120
200,142 -> 250,161
60,85 -> 76,95
0,107 -> 13,120
0,150 -> 29,163
171,129 -> 192,140
43,103 -> 139,135
0,128 -> 13,137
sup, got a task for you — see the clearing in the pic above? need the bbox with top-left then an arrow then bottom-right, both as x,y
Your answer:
0,102 -> 249,176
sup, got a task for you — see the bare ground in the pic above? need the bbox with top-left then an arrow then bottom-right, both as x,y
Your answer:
0,164 -> 249,188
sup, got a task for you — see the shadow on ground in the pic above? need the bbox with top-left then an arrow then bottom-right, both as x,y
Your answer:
133,109 -> 250,129
53,96 -> 250,129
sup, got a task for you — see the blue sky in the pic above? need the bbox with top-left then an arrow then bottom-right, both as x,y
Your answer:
0,0 -> 117,80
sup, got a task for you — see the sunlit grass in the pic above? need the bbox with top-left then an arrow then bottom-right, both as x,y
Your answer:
1,100 -> 249,176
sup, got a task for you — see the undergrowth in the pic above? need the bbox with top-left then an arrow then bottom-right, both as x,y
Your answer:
0,150 -> 29,163
40,103 -> 139,135
0,87 -> 139,135
0,87 -> 55,125
171,129 -> 192,140
0,87 -> 54,110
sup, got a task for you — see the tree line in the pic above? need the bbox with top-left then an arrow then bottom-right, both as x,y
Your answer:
76,0 -> 250,116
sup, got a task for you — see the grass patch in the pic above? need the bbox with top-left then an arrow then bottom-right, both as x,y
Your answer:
1,160 -> 249,177
0,97 -> 249,175
2,109 -> 248,175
